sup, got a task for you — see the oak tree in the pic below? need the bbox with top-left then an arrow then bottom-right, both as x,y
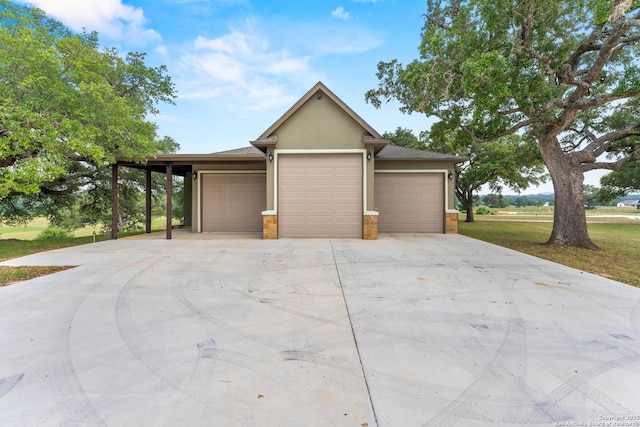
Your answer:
0,1 -> 176,226
367,0 -> 640,248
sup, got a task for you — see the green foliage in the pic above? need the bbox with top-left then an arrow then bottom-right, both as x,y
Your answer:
383,127 -> 426,149
598,162 -> 640,203
483,193 -> 509,208
35,227 -> 73,240
367,0 -> 640,246
0,0 -> 177,227
172,179 -> 185,222
583,184 -> 600,209
475,206 -> 491,215
425,122 -> 546,220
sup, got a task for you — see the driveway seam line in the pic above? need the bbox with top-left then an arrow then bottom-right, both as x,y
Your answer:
329,240 -> 379,427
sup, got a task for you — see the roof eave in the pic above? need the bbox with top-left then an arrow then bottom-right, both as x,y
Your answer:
250,134 -> 278,153
375,156 -> 469,163
363,136 -> 389,154
115,153 -> 266,165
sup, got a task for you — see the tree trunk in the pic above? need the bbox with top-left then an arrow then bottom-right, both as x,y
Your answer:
462,190 -> 475,222
538,136 -> 598,249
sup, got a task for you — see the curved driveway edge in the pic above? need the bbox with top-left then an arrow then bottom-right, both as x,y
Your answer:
1,234 -> 639,426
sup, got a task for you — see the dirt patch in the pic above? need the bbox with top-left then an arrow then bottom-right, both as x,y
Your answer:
0,266 -> 76,287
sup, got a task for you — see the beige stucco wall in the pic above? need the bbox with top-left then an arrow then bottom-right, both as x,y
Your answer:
375,160 -> 457,210
275,96 -> 365,150
366,157 -> 375,211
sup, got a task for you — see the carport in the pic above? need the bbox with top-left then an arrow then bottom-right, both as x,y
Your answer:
113,150 -> 266,240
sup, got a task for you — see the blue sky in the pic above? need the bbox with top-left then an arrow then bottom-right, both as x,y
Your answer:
13,0 -> 607,192
15,0 -> 432,153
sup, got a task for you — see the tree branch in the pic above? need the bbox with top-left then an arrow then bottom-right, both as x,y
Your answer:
565,92 -> 640,110
582,147 -> 640,171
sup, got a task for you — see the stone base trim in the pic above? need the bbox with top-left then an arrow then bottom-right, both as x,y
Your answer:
262,214 -> 278,239
445,212 -> 458,234
363,214 -> 378,240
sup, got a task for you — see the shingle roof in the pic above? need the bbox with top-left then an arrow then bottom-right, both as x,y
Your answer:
210,146 -> 265,156
376,145 -> 467,162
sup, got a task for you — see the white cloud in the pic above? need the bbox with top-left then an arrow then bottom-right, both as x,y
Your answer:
177,26 -> 316,111
155,44 -> 169,57
332,6 -> 349,20
174,16 -> 382,112
14,0 -> 160,45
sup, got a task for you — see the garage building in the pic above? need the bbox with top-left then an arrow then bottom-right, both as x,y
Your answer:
115,82 -> 466,239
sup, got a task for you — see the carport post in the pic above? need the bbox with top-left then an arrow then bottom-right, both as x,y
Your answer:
145,169 -> 152,233
111,164 -> 118,240
165,162 -> 172,240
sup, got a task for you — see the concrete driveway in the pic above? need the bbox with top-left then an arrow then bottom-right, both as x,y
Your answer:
1,234 -> 639,426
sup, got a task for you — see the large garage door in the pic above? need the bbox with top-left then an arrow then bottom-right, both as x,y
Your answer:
278,154 -> 362,238
375,173 -> 444,233
201,173 -> 266,232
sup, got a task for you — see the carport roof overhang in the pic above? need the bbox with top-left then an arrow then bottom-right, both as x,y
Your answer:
115,153 -> 267,176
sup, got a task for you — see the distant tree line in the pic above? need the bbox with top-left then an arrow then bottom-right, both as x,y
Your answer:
476,193 -> 554,209
474,190 -> 640,210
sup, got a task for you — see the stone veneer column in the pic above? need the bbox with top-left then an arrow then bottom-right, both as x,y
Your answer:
445,212 -> 459,234
263,214 -> 278,239
363,214 -> 378,240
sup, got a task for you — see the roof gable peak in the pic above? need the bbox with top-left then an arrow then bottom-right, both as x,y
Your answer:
252,82 -> 383,145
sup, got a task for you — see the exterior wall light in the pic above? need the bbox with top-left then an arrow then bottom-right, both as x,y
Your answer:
448,171 -> 454,180
367,151 -> 372,161
193,172 -> 197,180
268,152 -> 274,162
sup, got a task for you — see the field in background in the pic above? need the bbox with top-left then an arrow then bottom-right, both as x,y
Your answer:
467,206 -> 639,222
0,217 -> 172,240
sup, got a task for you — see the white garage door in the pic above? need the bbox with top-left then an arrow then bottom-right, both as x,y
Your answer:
201,173 -> 266,232
375,173 -> 444,233
278,154 -> 362,238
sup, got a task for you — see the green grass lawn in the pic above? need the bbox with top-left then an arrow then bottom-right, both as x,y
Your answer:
463,206 -> 640,223
459,218 -> 640,287
0,236 -> 98,286
0,217 -> 107,240
0,218 -> 172,286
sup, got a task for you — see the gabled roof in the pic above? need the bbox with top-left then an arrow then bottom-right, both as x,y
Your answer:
211,146 -> 264,156
115,147 -> 265,175
252,82 -> 385,146
376,145 -> 468,163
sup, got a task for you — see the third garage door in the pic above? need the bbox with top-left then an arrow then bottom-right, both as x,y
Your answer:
375,173 -> 444,233
278,154 -> 362,238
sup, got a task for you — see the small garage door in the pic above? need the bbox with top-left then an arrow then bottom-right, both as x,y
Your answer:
201,173 -> 266,232
375,173 -> 444,233
278,154 -> 362,238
